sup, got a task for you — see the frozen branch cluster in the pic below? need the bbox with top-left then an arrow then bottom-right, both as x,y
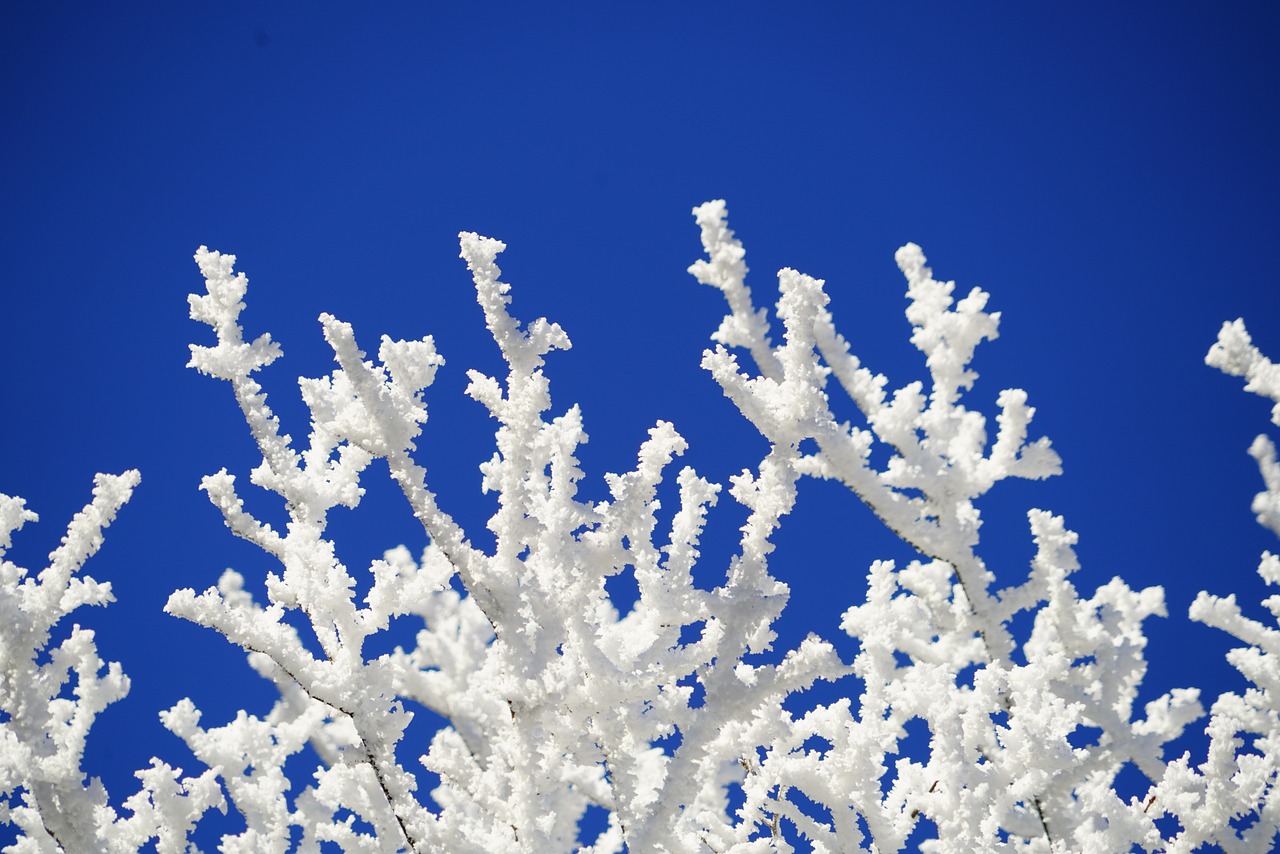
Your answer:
1147,321 -> 1280,852
0,202 -> 1277,851
0,472 -> 224,852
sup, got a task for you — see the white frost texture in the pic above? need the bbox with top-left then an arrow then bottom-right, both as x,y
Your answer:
1,202 -> 1277,851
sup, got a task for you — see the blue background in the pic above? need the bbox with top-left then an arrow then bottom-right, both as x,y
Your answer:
2,2 -> 1279,847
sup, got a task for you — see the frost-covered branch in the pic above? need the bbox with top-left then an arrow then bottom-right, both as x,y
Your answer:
1145,321 -> 1280,852
691,201 -> 1061,658
3,205 -> 1276,852
0,472 -> 224,852
691,201 -> 1205,851
165,234 -> 850,852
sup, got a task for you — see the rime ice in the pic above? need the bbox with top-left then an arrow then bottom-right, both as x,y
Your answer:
0,208 -> 1277,851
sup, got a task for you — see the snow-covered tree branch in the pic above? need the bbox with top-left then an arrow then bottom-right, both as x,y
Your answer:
1,202 -> 1276,851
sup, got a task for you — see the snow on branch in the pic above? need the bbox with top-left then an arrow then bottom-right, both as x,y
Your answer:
690,201 -> 1215,852
1,206 -> 1277,851
162,233 -> 854,852
0,472 -> 225,852
1147,322 -> 1280,851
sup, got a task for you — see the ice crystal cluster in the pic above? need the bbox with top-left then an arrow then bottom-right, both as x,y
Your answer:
0,202 -> 1277,851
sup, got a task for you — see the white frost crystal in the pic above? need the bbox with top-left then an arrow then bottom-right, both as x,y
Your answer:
1,206 -> 1276,851
0,472 -> 224,852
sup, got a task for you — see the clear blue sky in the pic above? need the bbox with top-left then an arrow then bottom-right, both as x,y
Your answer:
2,2 -> 1279,846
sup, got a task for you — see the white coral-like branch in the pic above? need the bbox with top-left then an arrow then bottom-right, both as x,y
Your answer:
0,472 -> 226,852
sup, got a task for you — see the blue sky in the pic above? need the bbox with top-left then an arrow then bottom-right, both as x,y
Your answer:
2,1 -> 1279,846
